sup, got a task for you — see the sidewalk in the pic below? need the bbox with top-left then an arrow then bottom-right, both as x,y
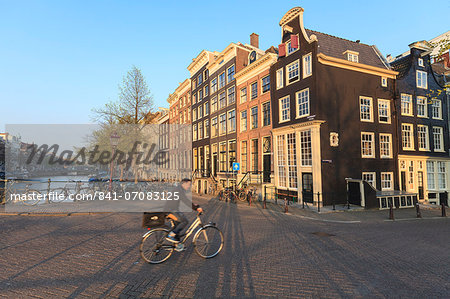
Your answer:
195,193 -> 448,223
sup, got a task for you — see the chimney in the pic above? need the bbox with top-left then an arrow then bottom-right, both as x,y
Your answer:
250,33 -> 259,48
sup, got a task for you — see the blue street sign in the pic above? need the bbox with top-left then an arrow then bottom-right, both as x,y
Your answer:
232,162 -> 240,171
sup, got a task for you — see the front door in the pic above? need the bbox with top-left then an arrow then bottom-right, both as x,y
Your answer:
213,154 -> 218,176
263,155 -> 271,183
302,173 -> 313,203
401,171 -> 406,191
418,171 -> 424,200
347,181 -> 361,206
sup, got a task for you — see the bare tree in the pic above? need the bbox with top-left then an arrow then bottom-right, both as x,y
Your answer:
92,65 -> 154,124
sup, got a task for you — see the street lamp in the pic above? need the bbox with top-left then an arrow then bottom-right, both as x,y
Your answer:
109,131 -> 120,191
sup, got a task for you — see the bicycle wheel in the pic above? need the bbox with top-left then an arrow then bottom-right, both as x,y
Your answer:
238,191 -> 247,201
22,189 -> 41,206
140,228 -> 174,264
193,226 -> 224,259
51,188 -> 71,202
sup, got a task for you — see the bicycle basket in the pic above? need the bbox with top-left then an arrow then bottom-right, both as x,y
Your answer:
142,212 -> 167,228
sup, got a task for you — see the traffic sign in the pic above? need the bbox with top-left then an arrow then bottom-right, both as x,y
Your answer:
232,162 -> 240,171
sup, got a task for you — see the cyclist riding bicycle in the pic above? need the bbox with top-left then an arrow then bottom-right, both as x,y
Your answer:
165,178 -> 202,243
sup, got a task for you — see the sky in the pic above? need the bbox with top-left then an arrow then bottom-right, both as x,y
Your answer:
1,0 -> 449,131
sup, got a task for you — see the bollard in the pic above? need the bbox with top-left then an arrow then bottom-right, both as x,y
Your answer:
442,203 -> 447,217
284,198 -> 288,213
389,202 -> 394,220
317,192 -> 321,213
47,178 -> 51,203
332,195 -> 336,211
263,196 -> 266,209
415,202 -> 422,218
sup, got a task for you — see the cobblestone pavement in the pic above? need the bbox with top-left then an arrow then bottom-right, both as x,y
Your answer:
0,196 -> 449,298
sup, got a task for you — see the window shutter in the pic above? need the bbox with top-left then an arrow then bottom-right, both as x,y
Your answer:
291,35 -> 299,49
278,43 -> 286,57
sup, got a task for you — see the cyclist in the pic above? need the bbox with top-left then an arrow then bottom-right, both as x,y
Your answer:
165,178 -> 202,243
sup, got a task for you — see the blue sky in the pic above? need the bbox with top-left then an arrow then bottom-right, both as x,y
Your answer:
1,0 -> 449,130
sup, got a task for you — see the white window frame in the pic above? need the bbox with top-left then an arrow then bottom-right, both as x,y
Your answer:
361,132 -> 375,158
276,68 -> 284,89
286,36 -> 298,55
401,123 -> 414,150
401,94 -> 413,116
227,86 -> 235,106
381,172 -> 393,190
431,99 -> 442,119
418,58 -> 424,67
204,119 -> 209,138
240,87 -> 247,103
227,65 -> 235,84
347,52 -> 359,63
378,99 -> 391,124
286,60 -> 299,85
416,70 -> 428,89
227,109 -> 236,133
219,113 -> 226,136
296,88 -> 310,119
261,75 -> 270,94
432,126 -> 444,152
219,72 -> 226,89
416,96 -> 428,118
250,106 -> 258,130
379,133 -> 392,158
302,53 -> 312,78
211,78 -> 217,93
417,125 -> 429,151
279,96 -> 290,123
381,77 -> 387,87
362,172 -> 376,189
360,96 -> 373,122
240,110 -> 247,132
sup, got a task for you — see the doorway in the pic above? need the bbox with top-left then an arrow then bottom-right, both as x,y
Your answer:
401,171 -> 406,191
263,154 -> 271,183
302,173 -> 313,203
418,171 -> 424,200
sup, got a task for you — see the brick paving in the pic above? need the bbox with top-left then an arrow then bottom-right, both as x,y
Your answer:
0,196 -> 449,298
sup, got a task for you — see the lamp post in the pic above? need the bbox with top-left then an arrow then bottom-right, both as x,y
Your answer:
109,131 -> 120,192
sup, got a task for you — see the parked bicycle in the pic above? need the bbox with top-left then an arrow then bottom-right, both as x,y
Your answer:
140,210 -> 224,264
1,179 -> 42,206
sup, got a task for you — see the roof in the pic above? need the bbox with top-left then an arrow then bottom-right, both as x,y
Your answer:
305,29 -> 389,69
390,55 -> 411,79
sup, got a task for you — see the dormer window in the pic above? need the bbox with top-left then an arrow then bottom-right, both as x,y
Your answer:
418,58 -> 424,67
287,35 -> 299,55
344,50 -> 359,63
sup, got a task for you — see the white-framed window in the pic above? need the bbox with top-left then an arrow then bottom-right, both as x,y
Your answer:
300,130 -> 312,166
227,109 -> 236,133
219,72 -> 226,89
279,96 -> 290,123
211,116 -> 218,137
240,87 -> 247,103
198,89 -> 203,102
241,141 -> 247,173
227,86 -> 235,105
262,101 -> 271,127
426,161 -> 435,189
381,172 -> 393,190
437,162 -> 447,189
276,68 -> 284,89
417,125 -> 429,151
204,84 -> 209,97
262,75 -> 270,93
379,134 -> 392,158
381,77 -> 387,87
198,104 -> 203,119
432,127 -> 444,151
362,172 -> 376,189
347,52 -> 359,62
251,106 -> 258,129
251,82 -> 258,99
277,135 -> 287,187
287,38 -> 298,55
378,99 -> 390,123
401,94 -> 413,116
204,101 -> 209,116
197,73 -> 203,86
204,119 -> 209,138
219,91 -> 226,109
418,58 -> 424,67
211,78 -> 217,93
296,88 -> 310,118
416,70 -> 427,89
240,110 -> 247,132
401,123 -> 414,150
211,96 -> 217,113
193,124 -> 198,141
361,132 -> 375,158
219,113 -> 227,135
302,53 -> 312,78
417,96 -> 427,117
193,107 -> 197,121
360,96 -> 373,122
432,99 -> 442,119
227,65 -> 235,83
198,121 -> 203,139
287,60 -> 299,84
193,93 -> 197,104
287,133 -> 298,188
